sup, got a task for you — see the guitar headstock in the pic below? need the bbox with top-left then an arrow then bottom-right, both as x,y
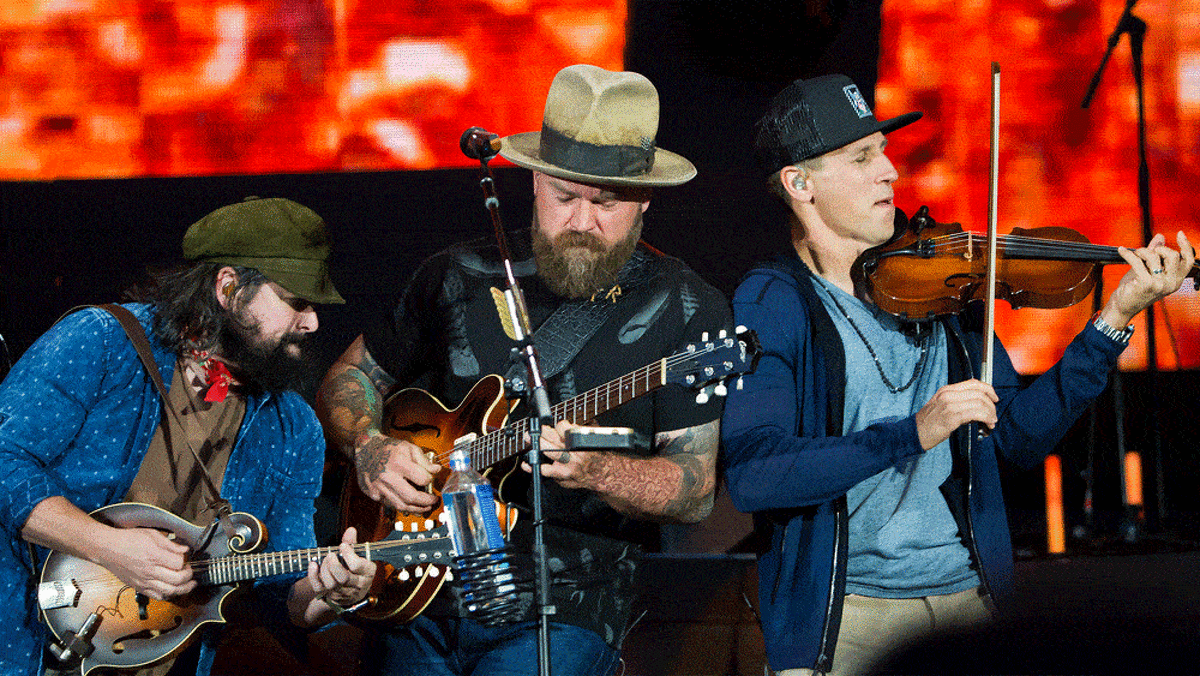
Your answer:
375,524 -> 455,569
665,327 -> 762,403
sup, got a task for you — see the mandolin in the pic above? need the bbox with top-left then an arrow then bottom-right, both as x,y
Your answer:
39,502 -> 452,675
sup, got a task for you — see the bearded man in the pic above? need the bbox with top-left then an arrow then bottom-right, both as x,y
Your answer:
0,197 -> 376,676
316,64 -> 732,675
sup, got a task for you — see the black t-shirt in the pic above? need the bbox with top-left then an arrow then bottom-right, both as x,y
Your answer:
363,230 -> 732,546
362,230 -> 732,643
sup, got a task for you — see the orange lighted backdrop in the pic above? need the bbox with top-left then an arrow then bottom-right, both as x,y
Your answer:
0,0 -> 626,177
1,0 -> 1196,372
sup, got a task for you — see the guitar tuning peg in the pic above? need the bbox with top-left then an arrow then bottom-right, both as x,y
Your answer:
701,331 -> 709,342
736,325 -> 747,334
736,376 -> 745,391
695,389 -> 710,405
718,329 -> 728,339
714,383 -> 728,397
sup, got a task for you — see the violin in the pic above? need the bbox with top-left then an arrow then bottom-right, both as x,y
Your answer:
857,205 -> 1200,321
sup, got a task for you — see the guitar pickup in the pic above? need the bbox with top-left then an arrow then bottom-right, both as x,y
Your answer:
38,579 -> 81,610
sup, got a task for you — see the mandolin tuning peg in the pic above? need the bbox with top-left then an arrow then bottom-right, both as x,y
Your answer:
695,389 -> 710,405
714,383 -> 728,397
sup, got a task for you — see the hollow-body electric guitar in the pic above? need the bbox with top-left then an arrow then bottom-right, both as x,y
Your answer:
38,502 -> 452,676
340,328 -> 761,623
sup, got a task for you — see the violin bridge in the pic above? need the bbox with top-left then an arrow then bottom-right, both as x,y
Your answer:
964,231 -> 974,261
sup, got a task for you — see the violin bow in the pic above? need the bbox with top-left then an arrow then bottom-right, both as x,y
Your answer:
981,61 -> 1001,388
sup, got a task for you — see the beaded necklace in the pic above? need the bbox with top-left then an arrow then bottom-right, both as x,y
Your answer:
814,276 -> 929,394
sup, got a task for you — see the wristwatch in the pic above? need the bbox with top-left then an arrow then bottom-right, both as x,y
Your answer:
1091,311 -> 1135,345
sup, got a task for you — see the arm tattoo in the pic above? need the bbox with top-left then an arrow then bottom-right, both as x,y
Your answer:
353,348 -> 396,395
357,433 -> 393,485
588,420 -> 719,523
656,420 -> 719,521
319,348 -> 397,455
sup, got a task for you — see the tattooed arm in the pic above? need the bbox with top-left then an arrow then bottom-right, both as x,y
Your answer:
316,335 -> 440,512
531,419 -> 719,523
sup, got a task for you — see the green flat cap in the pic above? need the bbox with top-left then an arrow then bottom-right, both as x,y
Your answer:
183,196 -> 344,305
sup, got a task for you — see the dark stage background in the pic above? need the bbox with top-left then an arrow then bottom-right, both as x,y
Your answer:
3,1 -> 1200,673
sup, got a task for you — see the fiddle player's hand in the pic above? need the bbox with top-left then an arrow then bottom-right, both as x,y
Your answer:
1104,231 -> 1195,328
353,431 -> 441,512
915,379 -> 999,450
521,420 -> 608,490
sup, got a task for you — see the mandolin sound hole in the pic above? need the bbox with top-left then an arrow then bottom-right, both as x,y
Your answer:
112,615 -> 183,652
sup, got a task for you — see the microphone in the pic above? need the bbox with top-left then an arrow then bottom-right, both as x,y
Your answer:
460,127 -> 501,161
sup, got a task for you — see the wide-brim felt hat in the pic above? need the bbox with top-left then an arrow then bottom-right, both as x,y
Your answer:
499,64 -> 697,187
755,74 -> 922,174
183,196 -> 345,305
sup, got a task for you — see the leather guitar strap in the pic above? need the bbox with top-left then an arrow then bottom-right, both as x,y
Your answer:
527,248 -> 658,381
97,304 -> 234,527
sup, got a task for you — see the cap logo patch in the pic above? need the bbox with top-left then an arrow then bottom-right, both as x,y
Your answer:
843,84 -> 872,119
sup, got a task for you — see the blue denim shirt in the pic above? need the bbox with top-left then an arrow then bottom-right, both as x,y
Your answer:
0,304 -> 324,676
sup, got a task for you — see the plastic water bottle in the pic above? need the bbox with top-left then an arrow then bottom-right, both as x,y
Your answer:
441,449 -> 506,557
441,449 -> 524,624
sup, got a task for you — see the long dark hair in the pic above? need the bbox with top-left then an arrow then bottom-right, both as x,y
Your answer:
126,262 -> 267,354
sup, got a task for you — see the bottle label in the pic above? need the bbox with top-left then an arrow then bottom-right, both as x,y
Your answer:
474,483 -> 506,550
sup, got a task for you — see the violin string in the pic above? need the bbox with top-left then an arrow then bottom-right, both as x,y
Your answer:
926,233 -> 1122,259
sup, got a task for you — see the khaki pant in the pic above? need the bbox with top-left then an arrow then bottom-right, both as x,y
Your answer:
778,587 -> 993,676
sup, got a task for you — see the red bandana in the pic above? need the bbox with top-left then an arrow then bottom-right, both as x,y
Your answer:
188,350 -> 240,402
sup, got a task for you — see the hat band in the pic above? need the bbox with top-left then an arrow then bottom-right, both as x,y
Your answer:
539,126 -> 656,178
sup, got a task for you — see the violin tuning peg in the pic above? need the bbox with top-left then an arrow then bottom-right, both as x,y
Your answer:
695,389 -> 710,405
714,383 -> 728,397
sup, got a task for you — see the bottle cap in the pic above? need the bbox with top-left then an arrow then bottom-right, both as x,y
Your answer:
448,449 -> 470,470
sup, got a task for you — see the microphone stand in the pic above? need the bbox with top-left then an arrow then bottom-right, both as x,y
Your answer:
1081,0 -> 1164,533
466,139 -> 556,676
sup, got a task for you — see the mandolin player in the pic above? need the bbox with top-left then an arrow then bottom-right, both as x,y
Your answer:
0,198 -> 376,676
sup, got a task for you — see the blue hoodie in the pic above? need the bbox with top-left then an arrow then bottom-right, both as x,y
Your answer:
721,253 -> 1125,672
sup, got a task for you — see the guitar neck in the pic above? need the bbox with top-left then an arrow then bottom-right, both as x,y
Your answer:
468,358 -> 668,469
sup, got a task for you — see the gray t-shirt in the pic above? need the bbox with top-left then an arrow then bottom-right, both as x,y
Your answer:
811,277 -> 979,598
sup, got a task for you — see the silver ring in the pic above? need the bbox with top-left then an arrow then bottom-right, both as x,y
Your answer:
1152,268 -> 1164,274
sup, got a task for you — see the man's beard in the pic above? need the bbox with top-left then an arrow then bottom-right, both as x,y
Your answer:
218,315 -> 319,396
531,213 -> 642,299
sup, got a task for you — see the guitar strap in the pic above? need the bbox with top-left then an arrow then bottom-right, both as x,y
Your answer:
96,305 -> 235,528
524,248 -> 659,381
